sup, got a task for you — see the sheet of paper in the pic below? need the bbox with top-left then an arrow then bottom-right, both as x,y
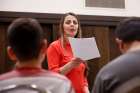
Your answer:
69,37 -> 100,60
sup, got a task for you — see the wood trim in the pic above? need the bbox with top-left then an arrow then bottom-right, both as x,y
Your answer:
0,11 -> 127,26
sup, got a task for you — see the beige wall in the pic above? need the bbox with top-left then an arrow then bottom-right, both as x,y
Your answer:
0,0 -> 140,17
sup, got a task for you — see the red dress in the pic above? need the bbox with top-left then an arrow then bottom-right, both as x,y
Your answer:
47,39 -> 88,93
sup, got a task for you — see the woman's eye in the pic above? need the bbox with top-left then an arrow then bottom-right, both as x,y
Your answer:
73,21 -> 78,25
65,20 -> 78,25
65,20 -> 71,24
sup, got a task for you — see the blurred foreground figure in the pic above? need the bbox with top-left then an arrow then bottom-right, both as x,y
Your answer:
93,17 -> 140,93
0,18 -> 74,93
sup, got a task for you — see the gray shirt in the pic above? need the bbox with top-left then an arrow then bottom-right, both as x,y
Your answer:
92,50 -> 140,93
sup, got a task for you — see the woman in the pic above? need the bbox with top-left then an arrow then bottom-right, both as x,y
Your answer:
47,12 -> 89,93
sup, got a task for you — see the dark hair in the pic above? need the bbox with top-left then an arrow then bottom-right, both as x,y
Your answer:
115,17 -> 140,43
7,18 -> 44,61
59,12 -> 82,38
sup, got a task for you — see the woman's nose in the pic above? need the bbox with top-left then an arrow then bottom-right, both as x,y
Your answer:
70,22 -> 74,26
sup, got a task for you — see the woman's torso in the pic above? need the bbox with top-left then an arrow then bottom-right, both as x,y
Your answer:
47,39 -> 87,93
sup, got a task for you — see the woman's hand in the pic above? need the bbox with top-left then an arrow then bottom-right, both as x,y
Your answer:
84,86 -> 90,93
59,57 -> 85,75
70,57 -> 85,68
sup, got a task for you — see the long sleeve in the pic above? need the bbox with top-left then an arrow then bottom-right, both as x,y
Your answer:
84,77 -> 88,86
47,44 -> 61,73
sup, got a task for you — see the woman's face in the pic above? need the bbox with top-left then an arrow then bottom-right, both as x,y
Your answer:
63,15 -> 78,37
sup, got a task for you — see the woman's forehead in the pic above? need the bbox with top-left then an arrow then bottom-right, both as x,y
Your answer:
64,15 -> 77,21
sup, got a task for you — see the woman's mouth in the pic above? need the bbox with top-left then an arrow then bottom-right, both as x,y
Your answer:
70,29 -> 75,32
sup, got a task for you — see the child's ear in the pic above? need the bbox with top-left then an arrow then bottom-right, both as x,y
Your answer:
40,39 -> 47,54
116,38 -> 126,53
7,46 -> 17,62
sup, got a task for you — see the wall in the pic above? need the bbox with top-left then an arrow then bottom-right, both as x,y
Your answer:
0,0 -> 140,17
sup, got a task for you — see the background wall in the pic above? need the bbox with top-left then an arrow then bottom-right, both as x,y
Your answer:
0,0 -> 140,17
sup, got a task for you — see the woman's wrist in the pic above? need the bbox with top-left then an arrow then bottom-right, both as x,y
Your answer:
84,86 -> 90,93
59,61 -> 75,75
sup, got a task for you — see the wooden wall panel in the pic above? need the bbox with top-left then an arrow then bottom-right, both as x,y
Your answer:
82,26 -> 98,91
0,24 -> 7,74
42,24 -> 53,45
82,25 -> 115,90
94,27 -> 111,68
0,23 -> 14,74
52,24 -> 59,41
41,24 -> 53,69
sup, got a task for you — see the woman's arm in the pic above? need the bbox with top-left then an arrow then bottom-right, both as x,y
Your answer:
47,45 -> 61,72
59,57 -> 85,75
47,44 -> 86,75
84,86 -> 90,93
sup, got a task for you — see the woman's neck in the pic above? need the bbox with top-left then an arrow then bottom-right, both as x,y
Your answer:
61,36 -> 70,45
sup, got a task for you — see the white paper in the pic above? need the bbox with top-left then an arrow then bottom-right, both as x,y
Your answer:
69,37 -> 100,60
